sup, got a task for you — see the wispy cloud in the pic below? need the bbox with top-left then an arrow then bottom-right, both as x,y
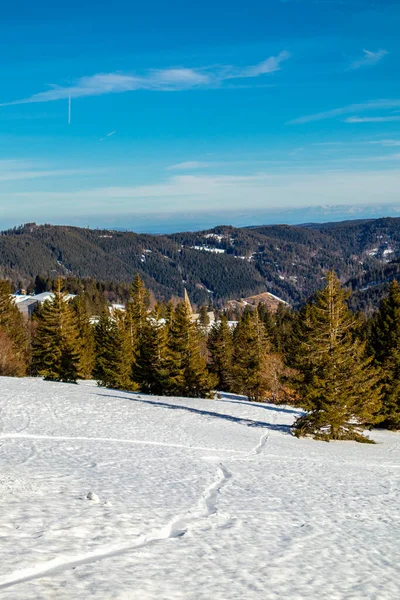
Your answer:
313,139 -> 400,147
345,116 -> 400,123
348,49 -> 388,71
0,52 -> 290,107
369,139 -> 400,146
0,159 -> 94,181
166,161 -> 215,171
289,99 -> 400,124
5,169 -> 400,218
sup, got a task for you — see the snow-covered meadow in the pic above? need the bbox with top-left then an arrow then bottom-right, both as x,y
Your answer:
0,377 -> 399,599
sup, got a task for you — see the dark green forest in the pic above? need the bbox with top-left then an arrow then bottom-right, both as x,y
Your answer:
3,218 -> 400,310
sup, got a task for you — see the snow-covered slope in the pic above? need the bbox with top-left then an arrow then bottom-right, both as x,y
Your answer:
0,378 -> 399,599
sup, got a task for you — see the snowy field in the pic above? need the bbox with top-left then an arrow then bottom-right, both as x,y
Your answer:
0,378 -> 399,599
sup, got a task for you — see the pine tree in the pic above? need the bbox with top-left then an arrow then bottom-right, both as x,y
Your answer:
0,280 -> 27,375
368,280 -> 400,429
125,274 -> 150,372
230,310 -> 273,401
291,272 -> 382,442
198,305 -> 211,327
31,280 -> 82,382
72,294 -> 95,379
93,310 -> 134,390
207,314 -> 233,391
134,305 -> 170,395
257,304 -> 275,342
166,301 -> 214,398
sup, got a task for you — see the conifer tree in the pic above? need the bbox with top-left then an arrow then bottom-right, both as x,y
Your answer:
31,280 -> 82,382
207,314 -> 233,391
134,305 -> 170,394
72,294 -> 95,379
125,274 -> 150,371
0,280 -> 27,375
257,304 -> 275,343
166,301 -> 214,397
164,300 -> 175,329
198,305 -> 211,327
368,280 -> 400,429
93,310 -> 134,390
291,271 -> 382,442
230,310 -> 273,401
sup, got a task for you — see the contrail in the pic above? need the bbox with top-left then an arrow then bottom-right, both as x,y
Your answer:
100,130 -> 116,141
68,94 -> 71,125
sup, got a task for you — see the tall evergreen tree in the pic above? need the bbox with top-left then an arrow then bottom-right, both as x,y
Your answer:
72,294 -> 95,379
134,306 -> 170,394
93,310 -> 134,390
125,274 -> 150,372
368,280 -> 400,429
166,301 -> 214,397
31,280 -> 82,382
291,272 -> 382,442
207,314 -> 233,391
231,310 -> 272,401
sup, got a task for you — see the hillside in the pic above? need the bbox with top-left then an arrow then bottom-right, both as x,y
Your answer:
0,378 -> 398,598
3,218 -> 400,306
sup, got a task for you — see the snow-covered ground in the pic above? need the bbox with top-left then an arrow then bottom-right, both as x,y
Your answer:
0,378 -> 399,599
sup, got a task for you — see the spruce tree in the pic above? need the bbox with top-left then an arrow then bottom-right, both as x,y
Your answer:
0,280 -> 27,375
72,294 -> 95,379
231,310 -> 273,401
291,272 -> 382,442
125,274 -> 150,373
198,305 -> 211,327
166,301 -> 214,398
207,314 -> 233,391
368,280 -> 400,429
134,305 -> 170,394
93,310 -> 134,390
31,280 -> 82,382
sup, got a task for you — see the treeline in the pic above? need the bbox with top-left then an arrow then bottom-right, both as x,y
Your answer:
0,273 -> 399,442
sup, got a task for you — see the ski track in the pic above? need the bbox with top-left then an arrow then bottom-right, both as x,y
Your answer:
0,465 -> 232,591
0,433 -> 243,455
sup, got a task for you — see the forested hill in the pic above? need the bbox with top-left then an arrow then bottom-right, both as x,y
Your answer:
2,218 -> 400,307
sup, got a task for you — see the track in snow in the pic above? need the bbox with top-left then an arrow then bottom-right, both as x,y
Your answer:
0,432 -> 242,455
0,465 -> 232,591
249,432 -> 269,455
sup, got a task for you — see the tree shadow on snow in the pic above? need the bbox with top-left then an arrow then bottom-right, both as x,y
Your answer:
96,392 -> 292,435
217,392 -> 301,416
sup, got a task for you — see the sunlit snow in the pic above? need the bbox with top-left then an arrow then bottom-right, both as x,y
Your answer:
0,378 -> 399,599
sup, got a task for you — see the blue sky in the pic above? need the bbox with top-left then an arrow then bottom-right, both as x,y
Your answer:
1,0 -> 400,232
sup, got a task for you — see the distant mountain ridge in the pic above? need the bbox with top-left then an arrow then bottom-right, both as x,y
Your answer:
2,218 -> 400,308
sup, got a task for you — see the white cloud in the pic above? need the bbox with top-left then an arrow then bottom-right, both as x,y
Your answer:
0,159 -> 93,181
227,51 -> 290,78
166,161 -> 215,171
368,139 -> 400,146
0,53 -> 290,107
348,49 -> 388,70
345,116 -> 400,123
289,99 -> 400,124
4,169 -> 400,218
